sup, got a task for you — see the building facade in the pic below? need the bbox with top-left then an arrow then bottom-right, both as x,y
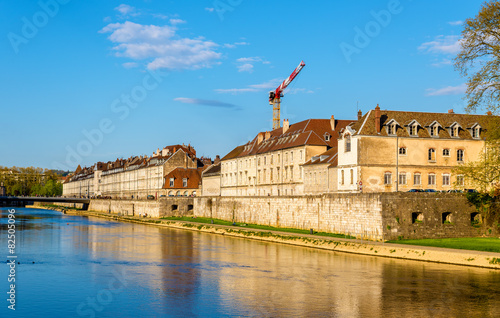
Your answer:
336,106 -> 498,193
219,117 -> 354,196
63,144 -> 212,198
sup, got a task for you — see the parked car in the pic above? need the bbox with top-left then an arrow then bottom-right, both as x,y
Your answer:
424,189 -> 437,193
159,195 -> 166,198
147,195 -> 155,200
407,189 -> 424,192
447,189 -> 463,193
465,189 -> 478,193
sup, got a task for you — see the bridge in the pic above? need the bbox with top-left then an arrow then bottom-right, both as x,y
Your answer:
0,196 -> 90,209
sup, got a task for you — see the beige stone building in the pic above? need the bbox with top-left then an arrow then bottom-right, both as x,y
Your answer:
201,162 -> 221,196
336,106 -> 498,193
63,144 -> 212,198
219,117 -> 354,196
302,148 -> 339,194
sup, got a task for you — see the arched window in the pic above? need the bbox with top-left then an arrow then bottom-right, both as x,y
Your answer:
428,148 -> 436,161
345,134 -> 351,152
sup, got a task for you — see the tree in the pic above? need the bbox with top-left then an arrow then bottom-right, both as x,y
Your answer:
455,0 -> 500,114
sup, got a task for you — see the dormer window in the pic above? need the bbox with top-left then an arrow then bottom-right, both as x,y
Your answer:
406,120 -> 420,137
430,126 -> 437,137
473,126 -> 481,138
451,126 -> 458,137
428,121 -> 441,138
386,120 -> 398,136
409,125 -> 417,136
324,133 -> 331,142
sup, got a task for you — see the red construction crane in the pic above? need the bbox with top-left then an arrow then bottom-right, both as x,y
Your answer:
269,60 -> 306,130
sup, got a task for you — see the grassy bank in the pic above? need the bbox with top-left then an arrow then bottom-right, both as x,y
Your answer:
387,238 -> 500,253
161,216 -> 356,239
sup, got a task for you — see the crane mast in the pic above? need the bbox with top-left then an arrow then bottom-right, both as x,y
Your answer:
269,60 -> 306,130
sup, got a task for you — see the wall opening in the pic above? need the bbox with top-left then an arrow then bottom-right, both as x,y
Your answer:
471,212 -> 482,226
187,204 -> 194,211
412,212 -> 423,224
171,204 -> 178,211
442,212 -> 452,224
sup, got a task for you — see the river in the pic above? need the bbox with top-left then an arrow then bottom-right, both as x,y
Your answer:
0,207 -> 499,317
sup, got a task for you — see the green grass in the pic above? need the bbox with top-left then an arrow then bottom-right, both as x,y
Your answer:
161,216 -> 355,239
42,204 -> 83,210
387,238 -> 500,253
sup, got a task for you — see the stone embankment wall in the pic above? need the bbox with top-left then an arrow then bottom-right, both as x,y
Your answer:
195,193 -> 499,240
33,202 -> 85,209
195,194 -> 384,240
88,197 -> 194,218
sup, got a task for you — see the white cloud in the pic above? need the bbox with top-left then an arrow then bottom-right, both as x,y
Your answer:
174,97 -> 238,109
100,21 -> 222,70
419,35 -> 462,55
235,56 -> 270,73
205,8 -> 215,12
448,20 -> 463,26
216,78 -> 283,94
170,19 -> 186,25
237,63 -> 254,73
223,42 -> 249,49
115,4 -> 139,17
425,83 -> 467,96
122,62 -> 138,69
431,58 -> 453,67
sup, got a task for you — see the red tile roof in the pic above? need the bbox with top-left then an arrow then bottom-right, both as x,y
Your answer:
222,118 -> 355,160
163,168 -> 202,189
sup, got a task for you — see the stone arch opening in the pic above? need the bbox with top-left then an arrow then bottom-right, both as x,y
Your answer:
442,212 -> 452,224
471,212 -> 482,226
171,204 -> 178,211
412,212 -> 423,224
187,204 -> 194,211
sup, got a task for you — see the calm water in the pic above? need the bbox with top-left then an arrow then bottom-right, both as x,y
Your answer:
0,207 -> 499,317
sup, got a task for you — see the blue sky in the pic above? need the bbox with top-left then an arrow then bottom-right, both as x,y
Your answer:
0,0 -> 486,170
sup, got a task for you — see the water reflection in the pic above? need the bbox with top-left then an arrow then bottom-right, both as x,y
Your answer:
0,208 -> 499,317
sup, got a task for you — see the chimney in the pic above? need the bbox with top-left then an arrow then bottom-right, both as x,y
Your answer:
214,155 -> 221,164
358,110 -> 362,121
487,111 -> 493,116
257,132 -> 264,144
173,146 -> 176,153
448,109 -> 454,114
283,119 -> 289,133
265,131 -> 271,141
330,115 -> 335,131
375,104 -> 381,133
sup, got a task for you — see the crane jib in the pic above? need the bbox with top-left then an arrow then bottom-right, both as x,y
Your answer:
272,61 -> 306,98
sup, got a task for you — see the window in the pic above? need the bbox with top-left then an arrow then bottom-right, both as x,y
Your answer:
264,156 -> 267,165
387,124 -> 396,135
258,158 -> 261,166
430,125 -> 437,137
271,155 -> 273,165
457,175 -> 465,186
384,172 -> 392,185
285,153 -> 288,163
399,147 -> 407,155
324,133 -> 331,141
457,149 -> 464,162
290,167 -> 294,180
442,174 -> 450,186
399,173 -> 407,185
263,169 -> 266,182
409,125 -> 417,136
300,150 -> 303,161
291,152 -> 294,163
451,126 -> 458,137
443,149 -> 450,156
341,170 -> 345,185
169,178 -> 174,187
277,167 -> 280,180
345,134 -> 351,152
278,154 -> 280,162
473,127 -> 480,138
428,148 -> 436,161
413,173 -> 421,185
270,168 -> 273,182
428,173 -> 436,186
350,169 -> 354,184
